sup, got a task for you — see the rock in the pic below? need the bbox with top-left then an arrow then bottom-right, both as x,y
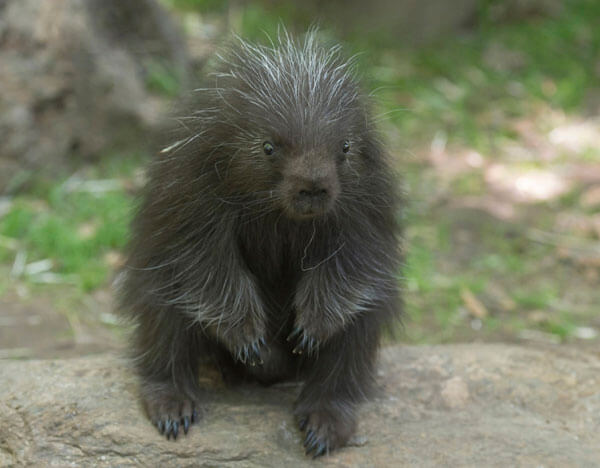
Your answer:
440,376 -> 470,409
1,344 -> 599,466
298,0 -> 479,45
487,0 -> 563,22
0,0 -> 190,192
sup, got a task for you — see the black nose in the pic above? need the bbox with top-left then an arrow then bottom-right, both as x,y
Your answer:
298,187 -> 328,200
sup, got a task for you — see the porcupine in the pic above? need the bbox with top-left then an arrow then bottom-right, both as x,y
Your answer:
118,30 -> 402,457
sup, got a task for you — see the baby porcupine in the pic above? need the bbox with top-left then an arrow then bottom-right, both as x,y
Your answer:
118,30 -> 401,457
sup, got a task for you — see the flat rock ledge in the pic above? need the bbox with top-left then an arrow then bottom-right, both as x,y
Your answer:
1,344 -> 599,467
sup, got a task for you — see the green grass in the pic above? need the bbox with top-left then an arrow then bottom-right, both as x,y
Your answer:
0,162 -> 138,291
512,287 -> 557,310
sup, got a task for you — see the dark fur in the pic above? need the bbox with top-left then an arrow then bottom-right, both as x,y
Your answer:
118,31 -> 401,457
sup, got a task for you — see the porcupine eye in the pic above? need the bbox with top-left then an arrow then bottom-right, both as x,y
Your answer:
342,140 -> 350,153
263,141 -> 274,155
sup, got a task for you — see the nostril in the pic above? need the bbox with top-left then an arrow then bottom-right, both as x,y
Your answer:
298,188 -> 328,198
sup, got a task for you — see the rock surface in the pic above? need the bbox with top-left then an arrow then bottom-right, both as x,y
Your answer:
0,0 -> 189,192
1,344 -> 599,467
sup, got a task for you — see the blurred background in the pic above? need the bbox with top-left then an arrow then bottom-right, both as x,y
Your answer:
0,0 -> 598,359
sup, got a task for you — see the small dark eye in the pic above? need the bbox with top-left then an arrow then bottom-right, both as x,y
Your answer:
342,140 -> 350,153
263,141 -> 274,155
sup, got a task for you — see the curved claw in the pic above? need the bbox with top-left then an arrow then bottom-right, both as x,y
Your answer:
291,329 -> 319,356
302,426 -> 330,457
312,442 -> 328,458
304,429 -> 316,448
250,342 -> 262,365
164,419 -> 172,439
305,434 -> 320,455
235,338 -> 265,366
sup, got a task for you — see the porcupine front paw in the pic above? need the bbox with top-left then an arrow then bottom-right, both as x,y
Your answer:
219,319 -> 267,366
233,336 -> 266,366
286,326 -> 319,356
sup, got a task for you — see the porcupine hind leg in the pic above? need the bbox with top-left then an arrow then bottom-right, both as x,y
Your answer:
131,305 -> 205,440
